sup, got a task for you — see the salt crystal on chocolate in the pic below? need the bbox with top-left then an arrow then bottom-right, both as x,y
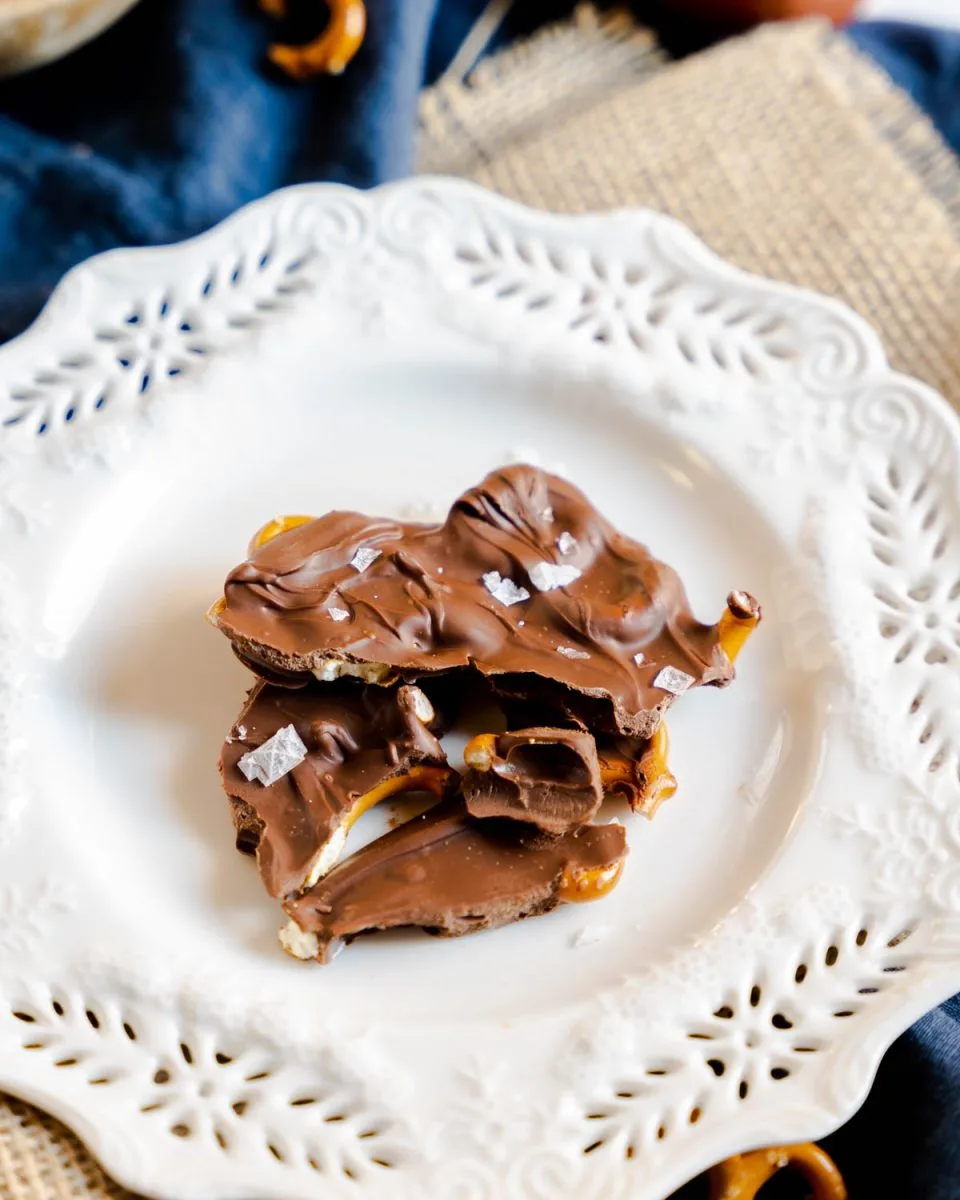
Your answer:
238,724 -> 308,787
541,506 -> 555,523
556,531 -> 577,555
351,547 -> 381,573
633,651 -> 645,666
482,571 -> 530,607
529,561 -> 582,592
653,666 -> 696,695
327,607 -> 350,622
557,645 -> 590,660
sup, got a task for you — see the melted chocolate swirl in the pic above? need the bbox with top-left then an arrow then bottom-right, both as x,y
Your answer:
215,465 -> 735,737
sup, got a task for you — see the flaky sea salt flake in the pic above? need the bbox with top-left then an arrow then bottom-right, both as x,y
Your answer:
351,546 -> 381,572
557,645 -> 589,660
238,724 -> 308,787
633,651 -> 645,666
571,924 -> 611,948
556,531 -> 577,555
653,666 -> 695,695
327,607 -> 350,622
529,561 -> 582,592
541,506 -> 554,523
482,570 -> 530,607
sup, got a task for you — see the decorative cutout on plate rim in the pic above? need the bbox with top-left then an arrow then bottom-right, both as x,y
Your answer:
570,914 -> 918,1165
2,248 -> 321,441
1,979 -> 408,1188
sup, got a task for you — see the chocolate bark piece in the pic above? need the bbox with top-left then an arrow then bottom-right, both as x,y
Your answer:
462,727 -> 603,835
220,680 -> 454,900
213,464 -> 745,737
281,799 -> 628,963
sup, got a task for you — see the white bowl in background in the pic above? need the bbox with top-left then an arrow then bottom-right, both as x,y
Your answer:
0,0 -> 140,77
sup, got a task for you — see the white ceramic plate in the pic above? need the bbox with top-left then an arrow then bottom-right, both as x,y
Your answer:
0,179 -> 958,1200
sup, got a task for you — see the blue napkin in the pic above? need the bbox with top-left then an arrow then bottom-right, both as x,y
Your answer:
0,3 -> 959,1196
847,18 -> 960,155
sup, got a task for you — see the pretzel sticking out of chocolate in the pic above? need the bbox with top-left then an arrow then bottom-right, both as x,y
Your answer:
718,589 -> 761,663
595,590 -> 757,816
221,680 -> 456,898
708,1144 -> 847,1200
598,723 -> 678,818
259,0 -> 366,79
281,798 -> 629,963
250,514 -> 314,552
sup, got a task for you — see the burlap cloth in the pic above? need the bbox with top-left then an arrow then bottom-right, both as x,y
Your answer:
3,8 -> 959,1198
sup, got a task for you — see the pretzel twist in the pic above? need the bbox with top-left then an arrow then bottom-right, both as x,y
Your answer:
708,1143 -> 847,1200
260,0 -> 366,79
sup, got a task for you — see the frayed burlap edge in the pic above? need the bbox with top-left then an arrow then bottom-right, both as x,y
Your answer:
820,28 -> 960,232
420,16 -> 960,401
418,3 -> 665,176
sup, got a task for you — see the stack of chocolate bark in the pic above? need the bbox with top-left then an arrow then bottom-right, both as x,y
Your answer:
210,465 -> 759,964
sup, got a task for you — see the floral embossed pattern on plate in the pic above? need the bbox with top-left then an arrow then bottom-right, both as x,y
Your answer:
0,179 -> 958,1200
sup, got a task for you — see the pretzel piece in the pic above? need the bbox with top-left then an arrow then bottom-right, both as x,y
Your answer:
250,513 -> 314,552
598,723 -> 677,818
708,1143 -> 847,1200
261,0 -> 367,79
718,589 -> 761,664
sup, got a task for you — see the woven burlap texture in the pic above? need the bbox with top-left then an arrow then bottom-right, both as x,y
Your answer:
420,9 -> 960,403
4,10 -> 960,1199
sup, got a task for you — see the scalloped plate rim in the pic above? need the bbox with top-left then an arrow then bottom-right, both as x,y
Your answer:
0,176 -> 957,1200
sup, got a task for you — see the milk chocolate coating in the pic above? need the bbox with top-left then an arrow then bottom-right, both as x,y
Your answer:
463,728 -> 603,834
220,681 -> 451,900
284,799 -> 628,963
215,465 -> 736,737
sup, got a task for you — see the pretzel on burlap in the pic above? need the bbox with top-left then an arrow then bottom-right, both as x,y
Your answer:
708,1142 -> 847,1200
259,0 -> 366,79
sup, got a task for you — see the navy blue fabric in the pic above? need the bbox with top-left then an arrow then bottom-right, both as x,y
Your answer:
821,996 -> 960,1200
0,4 -> 959,1196
847,20 -> 960,160
0,0 -> 576,341
0,0 -> 444,342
